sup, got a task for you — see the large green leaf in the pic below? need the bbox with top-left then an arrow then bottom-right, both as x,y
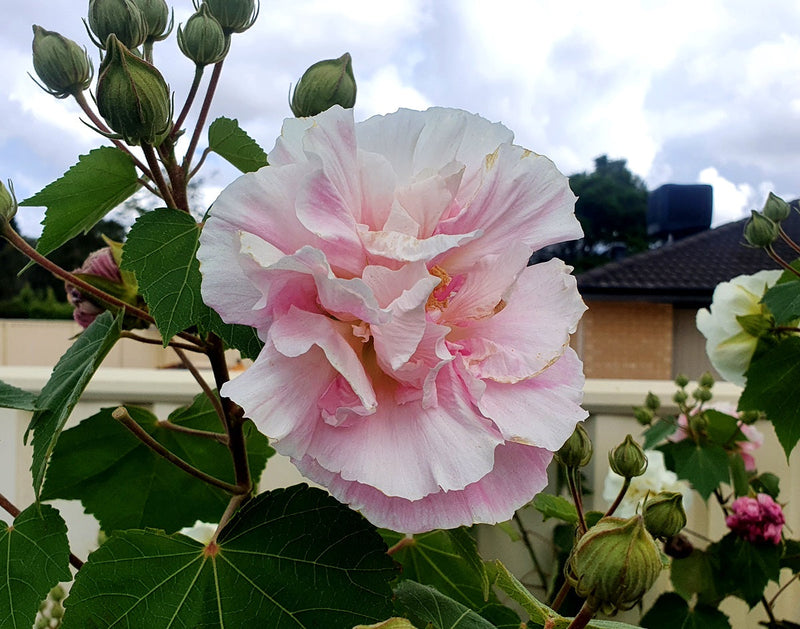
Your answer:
717,532 -> 781,608
0,504 -> 71,629
642,417 -> 678,449
27,311 -> 122,498
202,307 -> 264,361
670,550 -> 721,606
0,379 -> 37,411
394,581 -> 496,629
42,393 -> 272,533
740,336 -> 800,457
208,116 -> 268,173
659,440 -> 730,500
21,147 -> 140,256
121,208 -> 205,343
62,485 -> 396,628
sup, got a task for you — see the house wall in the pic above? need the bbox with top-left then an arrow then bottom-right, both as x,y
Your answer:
577,301 -> 674,379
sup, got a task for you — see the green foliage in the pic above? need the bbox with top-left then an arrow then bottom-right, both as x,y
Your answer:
42,393 -> 272,533
21,147 -> 140,257
446,527 -> 490,601
711,533 -> 782,608
0,379 -> 38,410
0,504 -> 71,629
740,336 -> 800,456
62,485 -> 396,628
121,207 -> 205,343
27,311 -> 122,498
641,592 -> 731,629
642,417 -> 678,449
670,550 -> 721,605
763,279 -> 800,325
208,116 -> 269,173
532,493 -> 579,524
0,283 -> 74,319
393,581 -> 497,629
658,440 -> 730,500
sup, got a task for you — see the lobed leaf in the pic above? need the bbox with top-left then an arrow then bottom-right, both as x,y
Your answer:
641,592 -> 731,629
0,504 -> 71,629
208,116 -> 268,173
393,581 -> 496,629
642,417 -> 678,449
763,279 -> 800,325
62,485 -> 396,628
21,147 -> 140,256
659,440 -> 730,500
27,311 -> 122,498
42,393 -> 272,533
121,208 -> 205,344
532,493 -> 579,524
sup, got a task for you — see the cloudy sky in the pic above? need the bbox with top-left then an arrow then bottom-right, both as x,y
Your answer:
3,0 -> 800,236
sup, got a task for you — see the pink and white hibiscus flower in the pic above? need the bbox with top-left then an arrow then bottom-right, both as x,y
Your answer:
197,106 -> 587,532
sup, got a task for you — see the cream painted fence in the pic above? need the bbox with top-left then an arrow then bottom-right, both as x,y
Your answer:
1,367 -> 798,627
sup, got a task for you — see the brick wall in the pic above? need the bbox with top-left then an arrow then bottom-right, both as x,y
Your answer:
577,300 -> 673,379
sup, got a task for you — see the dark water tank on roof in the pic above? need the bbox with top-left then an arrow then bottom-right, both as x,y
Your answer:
647,184 -> 713,240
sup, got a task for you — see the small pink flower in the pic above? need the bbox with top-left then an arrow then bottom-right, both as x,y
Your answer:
198,106 -> 587,532
65,247 -> 123,328
726,494 -> 785,545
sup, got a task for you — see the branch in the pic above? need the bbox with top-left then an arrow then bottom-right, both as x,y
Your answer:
173,345 -> 226,426
112,406 -> 247,495
141,142 -> 177,209
513,511 -> 549,591
157,419 -> 228,444
121,331 -> 205,353
182,59 -> 224,172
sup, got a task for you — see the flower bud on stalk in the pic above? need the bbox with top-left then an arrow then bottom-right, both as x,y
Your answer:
0,180 -> 17,224
643,491 -> 687,540
744,210 -> 779,248
31,26 -> 93,99
633,406 -> 654,426
291,53 -> 357,118
567,516 -> 663,614
645,392 -> 660,412
200,0 -> 259,34
87,0 -> 148,50
673,389 -> 688,405
178,5 -> 229,67
692,387 -> 712,403
96,34 -> 172,145
609,435 -> 647,479
556,423 -> 593,468
131,0 -> 172,41
762,192 -> 791,223
674,373 -> 689,388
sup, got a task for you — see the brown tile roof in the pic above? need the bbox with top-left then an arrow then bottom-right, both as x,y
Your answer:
577,212 -> 800,305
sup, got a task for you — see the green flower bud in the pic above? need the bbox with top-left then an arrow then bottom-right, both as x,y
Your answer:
291,53 -> 357,118
178,5 -> 229,67
762,192 -> 791,223
643,491 -> 687,540
688,412 -> 708,433
131,0 -> 172,41
674,373 -> 689,388
645,392 -> 660,412
567,516 -> 663,614
200,0 -> 259,34
744,210 -> 779,248
692,387 -> 712,403
0,180 -> 17,223
88,0 -> 148,50
698,371 -> 715,389
96,34 -> 171,145
739,410 -> 763,425
31,25 -> 93,99
609,434 -> 647,478
633,406 -> 654,426
673,390 -> 688,405
556,423 -> 593,468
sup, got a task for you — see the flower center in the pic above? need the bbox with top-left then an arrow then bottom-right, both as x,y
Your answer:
426,265 -> 454,311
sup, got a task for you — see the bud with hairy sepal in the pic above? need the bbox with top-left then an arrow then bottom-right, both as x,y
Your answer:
609,434 -> 647,478
131,0 -> 172,41
762,192 -> 791,223
556,423 -> 593,468
633,406 -> 653,426
31,26 -> 93,99
674,373 -> 689,388
291,53 -> 357,117
87,0 -> 148,50
567,515 -> 663,614
643,491 -> 687,540
744,210 -> 779,248
200,0 -> 258,34
0,180 -> 17,224
698,371 -> 715,389
178,5 -> 229,67
691,387 -> 712,403
645,392 -> 660,412
96,34 -> 172,145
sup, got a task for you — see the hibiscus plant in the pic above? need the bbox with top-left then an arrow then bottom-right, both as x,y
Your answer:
1,2 -> 799,629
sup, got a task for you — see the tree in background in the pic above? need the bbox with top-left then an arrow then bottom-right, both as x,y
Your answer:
531,155 -> 650,273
